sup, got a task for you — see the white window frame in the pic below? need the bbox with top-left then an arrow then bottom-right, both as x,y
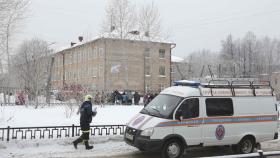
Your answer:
159,49 -> 165,59
145,48 -> 150,58
145,65 -> 151,76
159,66 -> 166,76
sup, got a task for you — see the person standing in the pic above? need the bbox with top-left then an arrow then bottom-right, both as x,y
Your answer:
73,94 -> 97,150
133,91 -> 140,105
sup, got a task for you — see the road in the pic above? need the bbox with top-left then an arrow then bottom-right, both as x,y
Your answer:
96,139 -> 280,158
1,136 -> 280,158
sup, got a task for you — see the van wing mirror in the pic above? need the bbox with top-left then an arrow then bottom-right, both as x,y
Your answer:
175,109 -> 183,121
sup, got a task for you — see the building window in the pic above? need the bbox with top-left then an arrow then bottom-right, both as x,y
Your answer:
159,49 -> 165,59
145,85 -> 150,93
99,48 -> 104,57
73,53 -> 77,63
85,51 -> 88,60
171,64 -> 175,73
145,48 -> 150,58
77,52 -> 80,61
159,84 -> 165,91
94,47 -> 98,58
82,52 -> 84,61
206,98 -> 233,116
92,67 -> 97,78
99,64 -> 103,77
145,65 -> 150,76
159,66 -> 165,76
275,79 -> 278,85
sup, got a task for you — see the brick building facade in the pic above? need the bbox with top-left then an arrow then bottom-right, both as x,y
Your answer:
51,38 -> 175,93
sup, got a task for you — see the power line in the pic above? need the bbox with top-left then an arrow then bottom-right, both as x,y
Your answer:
173,9 -> 280,30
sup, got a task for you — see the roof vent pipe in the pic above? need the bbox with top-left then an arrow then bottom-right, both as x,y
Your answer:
78,36 -> 83,42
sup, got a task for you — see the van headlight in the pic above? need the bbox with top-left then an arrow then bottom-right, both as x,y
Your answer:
140,127 -> 154,136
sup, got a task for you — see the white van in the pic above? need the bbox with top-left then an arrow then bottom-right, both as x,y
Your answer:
124,80 -> 279,158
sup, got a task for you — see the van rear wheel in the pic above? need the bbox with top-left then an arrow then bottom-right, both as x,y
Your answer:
235,137 -> 255,154
161,139 -> 184,158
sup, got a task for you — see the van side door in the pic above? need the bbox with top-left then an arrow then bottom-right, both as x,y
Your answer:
202,98 -> 234,146
174,98 -> 202,146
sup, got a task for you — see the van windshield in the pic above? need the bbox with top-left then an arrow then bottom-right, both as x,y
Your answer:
140,94 -> 183,119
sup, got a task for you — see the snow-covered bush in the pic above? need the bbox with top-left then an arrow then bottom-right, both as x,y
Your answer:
64,99 -> 79,118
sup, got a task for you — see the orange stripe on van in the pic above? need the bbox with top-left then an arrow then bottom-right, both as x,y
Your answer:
156,114 -> 278,127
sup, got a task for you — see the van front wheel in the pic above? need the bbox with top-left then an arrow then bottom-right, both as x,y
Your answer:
161,139 -> 184,158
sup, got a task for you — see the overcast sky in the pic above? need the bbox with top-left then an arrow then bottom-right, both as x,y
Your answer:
17,0 -> 280,57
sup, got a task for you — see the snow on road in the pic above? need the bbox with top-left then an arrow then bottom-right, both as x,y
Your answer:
1,135 -> 280,158
0,136 -> 140,158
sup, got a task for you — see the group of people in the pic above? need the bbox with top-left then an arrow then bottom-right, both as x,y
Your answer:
89,90 -> 160,106
111,90 -> 141,105
92,90 -> 141,105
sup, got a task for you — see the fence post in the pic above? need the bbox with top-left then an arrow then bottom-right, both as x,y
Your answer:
258,150 -> 264,158
7,126 -> 10,142
72,124 -> 74,137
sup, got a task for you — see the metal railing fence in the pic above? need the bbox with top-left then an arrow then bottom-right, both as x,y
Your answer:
0,124 -> 126,142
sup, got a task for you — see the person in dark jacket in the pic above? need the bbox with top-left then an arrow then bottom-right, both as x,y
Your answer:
133,91 -> 140,105
73,94 -> 97,150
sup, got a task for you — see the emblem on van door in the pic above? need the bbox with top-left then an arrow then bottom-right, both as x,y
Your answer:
132,116 -> 145,126
215,125 -> 225,140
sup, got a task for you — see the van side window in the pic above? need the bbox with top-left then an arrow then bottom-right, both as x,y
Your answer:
178,98 -> 199,119
206,98 -> 233,116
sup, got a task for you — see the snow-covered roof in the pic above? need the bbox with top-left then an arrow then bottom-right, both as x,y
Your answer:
171,55 -> 184,63
54,32 -> 175,54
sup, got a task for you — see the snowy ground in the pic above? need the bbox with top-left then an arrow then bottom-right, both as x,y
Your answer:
0,136 -> 140,158
1,135 -> 280,158
0,105 -> 143,158
0,105 -> 143,127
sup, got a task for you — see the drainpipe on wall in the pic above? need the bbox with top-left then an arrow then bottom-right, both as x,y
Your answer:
104,38 -> 107,92
62,53 -> 65,88
170,43 -> 176,86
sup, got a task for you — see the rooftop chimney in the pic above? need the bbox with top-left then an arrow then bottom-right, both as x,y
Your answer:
71,42 -> 76,47
78,36 -> 83,42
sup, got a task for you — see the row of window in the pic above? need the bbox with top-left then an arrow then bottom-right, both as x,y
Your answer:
54,64 -> 167,81
145,48 -> 166,59
56,47 -> 166,67
54,47 -> 104,67
179,98 -> 233,119
52,64 -> 103,80
145,66 -> 166,76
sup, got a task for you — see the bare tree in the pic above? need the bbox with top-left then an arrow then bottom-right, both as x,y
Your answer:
186,50 -> 219,78
0,0 -> 29,104
242,32 -> 257,77
12,38 -> 52,108
101,0 -> 136,39
220,34 -> 236,77
138,2 -> 162,40
0,0 -> 29,70
101,0 -> 167,41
